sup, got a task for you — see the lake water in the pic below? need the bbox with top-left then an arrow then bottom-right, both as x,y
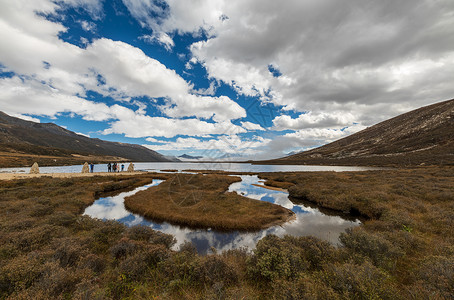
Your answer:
83,175 -> 360,254
0,161 -> 375,174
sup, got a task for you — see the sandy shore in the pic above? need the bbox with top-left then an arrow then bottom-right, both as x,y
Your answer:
0,171 -> 147,181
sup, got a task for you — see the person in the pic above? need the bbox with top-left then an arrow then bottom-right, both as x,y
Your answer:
90,163 -> 94,173
121,163 -> 125,172
107,162 -> 111,172
113,162 -> 117,172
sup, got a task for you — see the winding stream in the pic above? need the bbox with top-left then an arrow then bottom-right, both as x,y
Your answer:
83,175 -> 360,254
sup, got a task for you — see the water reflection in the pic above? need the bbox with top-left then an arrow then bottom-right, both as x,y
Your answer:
84,176 -> 360,254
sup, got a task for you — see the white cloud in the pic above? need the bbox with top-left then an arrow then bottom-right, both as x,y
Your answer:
272,112 -> 356,131
103,112 -> 246,138
141,0 -> 454,127
0,0 -> 249,140
60,0 -> 104,19
161,94 -> 246,122
140,33 -> 175,50
0,76 -> 115,121
79,20 -> 96,32
144,134 -> 271,156
9,114 -> 41,123
241,121 -> 265,131
76,132 -> 90,137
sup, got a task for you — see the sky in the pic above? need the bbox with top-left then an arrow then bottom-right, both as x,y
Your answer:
1,0 -> 454,160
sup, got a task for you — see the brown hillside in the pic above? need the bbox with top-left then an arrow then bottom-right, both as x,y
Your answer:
0,111 -> 170,167
262,99 -> 454,166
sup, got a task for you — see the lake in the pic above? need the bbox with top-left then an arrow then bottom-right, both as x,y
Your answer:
0,161 -> 375,174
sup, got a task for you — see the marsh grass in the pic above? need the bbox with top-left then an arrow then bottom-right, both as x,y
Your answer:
0,167 -> 453,299
124,173 -> 294,231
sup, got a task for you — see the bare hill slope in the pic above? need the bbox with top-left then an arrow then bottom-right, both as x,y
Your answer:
262,99 -> 454,166
0,112 -> 170,167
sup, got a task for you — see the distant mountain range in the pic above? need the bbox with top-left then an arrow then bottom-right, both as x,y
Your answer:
0,111 -> 170,167
178,154 -> 203,160
261,99 -> 454,166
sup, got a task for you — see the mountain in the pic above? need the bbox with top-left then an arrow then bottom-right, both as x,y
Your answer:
260,99 -> 454,166
178,154 -> 203,160
0,111 -> 170,167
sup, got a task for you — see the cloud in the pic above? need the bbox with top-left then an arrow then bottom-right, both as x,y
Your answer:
140,33 -> 175,50
0,0 -> 249,140
241,121 -> 265,131
272,112 -> 356,131
144,135 -> 271,156
0,76 -> 115,121
103,113 -> 246,138
79,20 -> 96,32
9,114 -> 41,123
144,0 -> 454,126
59,0 -> 104,19
161,94 -> 246,122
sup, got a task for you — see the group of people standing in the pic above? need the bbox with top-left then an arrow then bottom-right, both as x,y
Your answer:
107,162 -> 124,172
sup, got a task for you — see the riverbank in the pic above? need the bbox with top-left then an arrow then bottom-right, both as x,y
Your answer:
124,173 -> 295,231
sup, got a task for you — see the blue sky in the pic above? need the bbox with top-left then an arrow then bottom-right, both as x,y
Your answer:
1,0 -> 454,159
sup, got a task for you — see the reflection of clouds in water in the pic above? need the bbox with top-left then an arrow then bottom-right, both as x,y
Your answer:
83,175 -> 360,254
83,181 -> 162,220
281,213 -> 360,245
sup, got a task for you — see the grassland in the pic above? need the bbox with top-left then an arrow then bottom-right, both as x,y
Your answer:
0,167 -> 453,299
124,173 -> 294,231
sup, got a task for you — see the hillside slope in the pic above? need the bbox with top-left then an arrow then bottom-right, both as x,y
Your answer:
262,99 -> 454,166
0,112 -> 170,167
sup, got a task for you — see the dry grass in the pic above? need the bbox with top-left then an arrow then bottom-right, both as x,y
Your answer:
259,166 -> 454,297
124,173 -> 294,231
1,167 -> 453,299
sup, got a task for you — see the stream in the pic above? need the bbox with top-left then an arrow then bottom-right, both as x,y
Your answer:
83,175 -> 360,254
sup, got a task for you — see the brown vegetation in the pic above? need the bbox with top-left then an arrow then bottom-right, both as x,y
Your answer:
124,173 -> 294,231
1,167 -> 453,299
258,166 -> 454,298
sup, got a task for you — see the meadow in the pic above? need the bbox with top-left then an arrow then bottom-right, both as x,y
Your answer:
124,173 -> 294,231
0,167 -> 452,299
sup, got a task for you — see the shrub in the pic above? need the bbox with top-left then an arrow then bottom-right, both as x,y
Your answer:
272,277 -> 340,300
118,244 -> 170,281
178,241 -> 198,255
125,225 -> 157,241
148,231 -> 176,249
318,261 -> 399,299
193,255 -> 239,286
13,224 -> 61,252
289,236 -> 338,270
339,228 -> 404,269
247,235 -> 309,281
32,261 -> 92,298
0,255 -> 43,296
53,239 -> 86,267
126,225 -> 176,249
72,279 -> 106,300
110,237 -> 138,260
79,254 -> 106,274
416,255 -> 454,299
48,211 -> 77,227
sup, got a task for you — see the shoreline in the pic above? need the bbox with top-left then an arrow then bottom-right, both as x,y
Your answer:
0,171 -> 147,181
